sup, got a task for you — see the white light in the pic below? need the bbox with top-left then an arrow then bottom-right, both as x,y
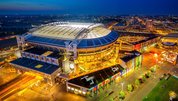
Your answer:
83,92 -> 86,95
75,89 -> 78,92
58,24 -> 92,28
79,90 -> 82,93
71,88 -> 74,91
70,63 -> 75,69
67,87 -> 71,89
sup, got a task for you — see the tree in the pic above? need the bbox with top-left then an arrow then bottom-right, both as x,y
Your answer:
145,72 -> 151,78
169,91 -> 177,101
142,75 -> 146,82
109,98 -> 114,101
150,66 -> 157,72
119,90 -> 125,100
135,79 -> 140,87
127,84 -> 134,92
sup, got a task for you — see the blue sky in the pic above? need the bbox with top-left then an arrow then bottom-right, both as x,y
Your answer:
0,0 -> 178,15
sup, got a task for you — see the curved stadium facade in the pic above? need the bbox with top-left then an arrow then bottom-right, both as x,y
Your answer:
9,22 -> 150,96
10,22 -> 120,84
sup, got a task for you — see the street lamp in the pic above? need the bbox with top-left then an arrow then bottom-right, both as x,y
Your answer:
154,53 -> 158,58
154,53 -> 158,67
69,63 -> 75,70
121,82 -> 124,91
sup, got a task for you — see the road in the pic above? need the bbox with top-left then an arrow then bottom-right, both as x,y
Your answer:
0,74 -> 35,100
124,61 -> 177,101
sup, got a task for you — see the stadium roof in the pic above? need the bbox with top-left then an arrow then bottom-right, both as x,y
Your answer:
115,22 -> 126,26
68,64 -> 124,89
31,22 -> 111,40
26,30 -> 119,49
10,57 -> 59,74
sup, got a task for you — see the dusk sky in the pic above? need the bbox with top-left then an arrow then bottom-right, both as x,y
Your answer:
0,0 -> 178,15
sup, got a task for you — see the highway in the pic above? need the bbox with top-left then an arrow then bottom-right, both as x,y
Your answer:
0,74 -> 35,100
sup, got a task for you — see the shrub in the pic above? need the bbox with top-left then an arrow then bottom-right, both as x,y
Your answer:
119,90 -> 125,99
127,84 -> 134,92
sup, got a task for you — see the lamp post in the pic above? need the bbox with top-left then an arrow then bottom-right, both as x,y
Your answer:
153,53 -> 158,78
154,53 -> 158,63
154,53 -> 158,68
121,82 -> 124,91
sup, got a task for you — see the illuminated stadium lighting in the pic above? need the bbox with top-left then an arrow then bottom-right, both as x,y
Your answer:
60,24 -> 90,28
57,22 -> 103,28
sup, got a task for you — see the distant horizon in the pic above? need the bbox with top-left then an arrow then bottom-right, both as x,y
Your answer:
0,0 -> 178,16
0,11 -> 178,16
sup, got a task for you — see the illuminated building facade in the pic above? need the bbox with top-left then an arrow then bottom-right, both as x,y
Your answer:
160,33 -> 178,49
112,22 -> 127,30
66,51 -> 142,96
117,32 -> 160,52
66,64 -> 124,96
9,22 -> 153,96
10,22 -> 120,84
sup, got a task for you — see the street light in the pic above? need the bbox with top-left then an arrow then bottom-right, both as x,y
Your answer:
154,53 -> 158,58
154,53 -> 158,67
121,82 -> 124,91
69,63 -> 75,70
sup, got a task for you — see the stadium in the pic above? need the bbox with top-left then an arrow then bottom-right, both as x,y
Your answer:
160,33 -> 178,49
10,22 -> 120,84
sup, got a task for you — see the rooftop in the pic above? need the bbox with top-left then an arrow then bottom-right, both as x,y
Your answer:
118,32 -> 158,45
163,33 -> 178,38
115,22 -> 126,26
47,52 -> 62,59
26,31 -> 119,49
25,22 -> 119,49
10,57 -> 59,74
24,47 -> 46,55
31,22 -> 111,40
68,64 -> 124,89
24,47 -> 62,59
119,50 -> 141,62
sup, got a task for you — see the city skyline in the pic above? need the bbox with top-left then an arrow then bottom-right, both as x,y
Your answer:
0,0 -> 178,15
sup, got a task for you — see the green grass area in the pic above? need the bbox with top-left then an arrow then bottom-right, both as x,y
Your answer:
143,76 -> 178,101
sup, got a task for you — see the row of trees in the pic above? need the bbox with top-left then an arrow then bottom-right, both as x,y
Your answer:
118,68 -> 156,100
